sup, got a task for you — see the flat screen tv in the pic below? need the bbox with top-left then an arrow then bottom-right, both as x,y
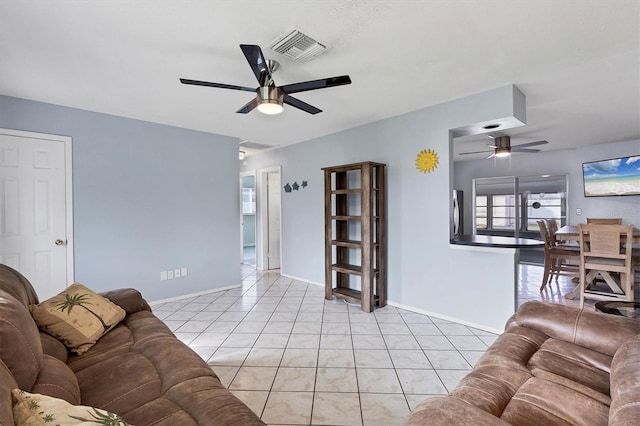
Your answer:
582,155 -> 640,197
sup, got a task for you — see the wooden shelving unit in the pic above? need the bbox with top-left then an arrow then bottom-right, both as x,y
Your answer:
322,161 -> 386,313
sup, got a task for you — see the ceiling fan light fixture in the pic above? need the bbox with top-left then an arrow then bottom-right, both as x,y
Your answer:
257,100 -> 284,115
257,86 -> 284,115
495,148 -> 511,158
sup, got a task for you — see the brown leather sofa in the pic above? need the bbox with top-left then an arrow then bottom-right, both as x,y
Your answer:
406,301 -> 640,425
0,264 -> 265,425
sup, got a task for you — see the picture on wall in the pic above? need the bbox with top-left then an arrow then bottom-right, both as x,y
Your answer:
582,155 -> 640,197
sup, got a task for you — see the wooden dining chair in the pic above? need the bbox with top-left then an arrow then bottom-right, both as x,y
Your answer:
586,218 -> 623,224
578,223 -> 636,307
545,218 -> 577,247
537,220 -> 580,291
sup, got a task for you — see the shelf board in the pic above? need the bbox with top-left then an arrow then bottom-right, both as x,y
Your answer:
332,263 -> 362,275
331,215 -> 361,221
332,287 -> 379,305
331,264 -> 379,276
332,240 -> 380,248
331,188 -> 361,194
332,239 -> 362,248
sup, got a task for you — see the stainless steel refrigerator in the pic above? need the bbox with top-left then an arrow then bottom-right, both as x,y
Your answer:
452,189 -> 464,236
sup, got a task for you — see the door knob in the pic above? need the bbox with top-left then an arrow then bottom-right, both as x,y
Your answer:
55,239 -> 65,246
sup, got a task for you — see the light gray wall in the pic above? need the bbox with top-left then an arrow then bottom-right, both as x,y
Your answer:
0,95 -> 240,301
454,139 -> 640,234
242,85 -> 525,330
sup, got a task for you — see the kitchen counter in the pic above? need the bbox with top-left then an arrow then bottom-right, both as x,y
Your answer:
450,234 -> 544,249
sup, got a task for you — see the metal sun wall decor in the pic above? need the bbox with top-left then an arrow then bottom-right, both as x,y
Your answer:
284,180 -> 308,193
415,149 -> 439,173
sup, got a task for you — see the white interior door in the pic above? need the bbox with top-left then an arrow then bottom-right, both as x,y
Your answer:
267,171 -> 281,270
0,130 -> 72,299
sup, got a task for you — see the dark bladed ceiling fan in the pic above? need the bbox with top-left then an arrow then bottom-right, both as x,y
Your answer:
459,135 -> 548,159
180,44 -> 351,115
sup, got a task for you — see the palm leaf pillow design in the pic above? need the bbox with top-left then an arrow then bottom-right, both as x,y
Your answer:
12,389 -> 130,425
30,283 -> 126,354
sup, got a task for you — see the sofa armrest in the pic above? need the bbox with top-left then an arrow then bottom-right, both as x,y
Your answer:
509,301 -> 640,357
99,288 -> 151,315
609,334 -> 640,425
406,396 -> 510,425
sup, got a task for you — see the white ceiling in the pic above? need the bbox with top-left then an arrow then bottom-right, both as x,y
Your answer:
1,1 -> 638,160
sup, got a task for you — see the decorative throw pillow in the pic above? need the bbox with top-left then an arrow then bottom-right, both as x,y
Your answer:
30,283 -> 126,355
12,389 -> 130,425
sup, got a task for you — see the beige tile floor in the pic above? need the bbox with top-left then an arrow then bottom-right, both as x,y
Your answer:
518,263 -> 640,310
153,263 -> 635,425
153,266 -> 497,425
518,263 -> 583,309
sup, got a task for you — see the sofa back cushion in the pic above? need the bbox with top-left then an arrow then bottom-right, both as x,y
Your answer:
0,289 -> 43,390
0,264 -> 39,307
512,301 -> 640,357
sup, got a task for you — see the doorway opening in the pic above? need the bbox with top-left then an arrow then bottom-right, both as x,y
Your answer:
240,172 -> 257,265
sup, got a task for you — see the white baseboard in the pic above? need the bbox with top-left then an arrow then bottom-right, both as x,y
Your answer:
386,300 -> 503,335
148,284 -> 242,307
280,272 -> 324,288
148,272 -> 502,334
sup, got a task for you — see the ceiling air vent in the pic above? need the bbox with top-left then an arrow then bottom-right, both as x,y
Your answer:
268,27 -> 328,63
239,140 -> 275,150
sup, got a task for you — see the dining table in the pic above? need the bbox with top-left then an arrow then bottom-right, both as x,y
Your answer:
555,224 -> 640,243
555,224 -> 640,299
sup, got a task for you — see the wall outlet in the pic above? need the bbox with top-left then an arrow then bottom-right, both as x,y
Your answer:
174,269 -> 181,278
576,208 -> 582,215
167,270 -> 174,280
160,271 -> 167,281
181,267 -> 188,277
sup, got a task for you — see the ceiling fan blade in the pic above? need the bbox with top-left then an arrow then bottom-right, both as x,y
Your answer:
283,94 -> 322,114
459,150 -> 494,155
236,97 -> 260,114
240,44 -> 273,87
280,75 -> 352,94
511,148 -> 541,153
512,140 -> 548,149
180,78 -> 256,93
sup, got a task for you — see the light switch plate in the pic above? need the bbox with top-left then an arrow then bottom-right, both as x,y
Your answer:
576,208 -> 582,215
167,270 -> 174,279
174,269 -> 181,278
181,267 -> 188,277
160,271 -> 167,281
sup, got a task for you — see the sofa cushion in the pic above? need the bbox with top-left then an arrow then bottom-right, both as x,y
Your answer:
1,361 -> 19,425
30,283 -> 126,355
67,309 -> 265,425
31,354 -> 81,405
0,290 -> 43,391
528,338 -> 612,396
12,389 -> 128,426
500,377 -> 609,425
40,331 -> 69,363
